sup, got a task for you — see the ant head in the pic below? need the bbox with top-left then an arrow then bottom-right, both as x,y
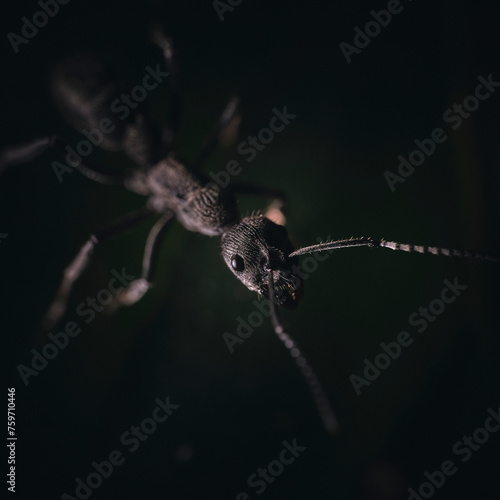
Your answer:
221,215 -> 304,309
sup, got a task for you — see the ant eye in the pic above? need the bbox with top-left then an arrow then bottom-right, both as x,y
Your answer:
231,255 -> 245,272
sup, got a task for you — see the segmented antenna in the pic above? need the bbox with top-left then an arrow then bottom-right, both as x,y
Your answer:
267,273 -> 339,435
290,237 -> 500,263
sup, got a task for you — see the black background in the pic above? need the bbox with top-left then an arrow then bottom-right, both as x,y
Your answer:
1,0 -> 500,499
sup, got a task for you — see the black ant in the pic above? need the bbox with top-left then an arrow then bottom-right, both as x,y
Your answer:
1,25 -> 497,435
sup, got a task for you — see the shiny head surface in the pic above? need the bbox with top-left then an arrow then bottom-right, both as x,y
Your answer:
221,215 -> 303,308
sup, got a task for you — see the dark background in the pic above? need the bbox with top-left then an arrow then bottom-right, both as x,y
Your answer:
1,0 -> 500,499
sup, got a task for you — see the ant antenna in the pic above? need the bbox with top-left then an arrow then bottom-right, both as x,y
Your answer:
290,237 -> 500,263
267,273 -> 339,435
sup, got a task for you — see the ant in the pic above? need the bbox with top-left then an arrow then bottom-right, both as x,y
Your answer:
1,25 -> 498,435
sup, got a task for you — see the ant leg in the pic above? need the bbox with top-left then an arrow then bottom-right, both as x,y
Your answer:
111,211 -> 174,307
150,24 -> 181,151
41,207 -> 154,330
196,96 -> 241,168
150,26 -> 240,163
231,183 -> 288,225
0,137 -> 56,172
0,135 -> 128,185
